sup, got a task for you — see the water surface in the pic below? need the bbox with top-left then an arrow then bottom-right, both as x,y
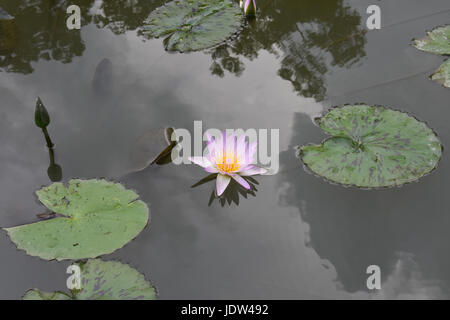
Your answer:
1,0 -> 450,299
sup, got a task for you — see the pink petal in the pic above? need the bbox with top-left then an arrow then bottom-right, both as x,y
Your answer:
205,166 -> 219,173
239,166 -> 267,176
232,175 -> 251,190
205,132 -> 217,155
216,174 -> 231,196
189,156 -> 212,168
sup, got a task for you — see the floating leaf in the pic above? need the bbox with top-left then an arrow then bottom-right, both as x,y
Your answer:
23,259 -> 157,300
413,25 -> 450,55
4,179 -> 149,260
23,290 -> 72,300
431,59 -> 450,88
142,0 -> 243,52
299,105 -> 442,188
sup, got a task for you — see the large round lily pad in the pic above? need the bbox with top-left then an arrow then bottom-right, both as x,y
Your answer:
23,259 -> 157,300
142,0 -> 243,52
299,105 -> 442,188
4,179 -> 149,261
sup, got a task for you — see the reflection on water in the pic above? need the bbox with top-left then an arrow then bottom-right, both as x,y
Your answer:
191,174 -> 259,207
1,0 -> 366,102
0,0 -> 96,73
278,110 -> 450,296
206,0 -> 366,100
1,0 -> 449,300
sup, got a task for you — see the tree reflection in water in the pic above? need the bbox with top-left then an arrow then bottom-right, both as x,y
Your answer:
1,0 -> 365,102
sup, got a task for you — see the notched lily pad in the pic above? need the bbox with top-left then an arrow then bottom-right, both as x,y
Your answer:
4,179 -> 149,261
23,259 -> 157,300
413,25 -> 450,88
299,105 -> 442,188
413,25 -> 450,55
142,0 -> 243,52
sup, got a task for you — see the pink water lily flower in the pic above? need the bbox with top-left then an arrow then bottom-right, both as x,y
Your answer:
189,132 -> 267,196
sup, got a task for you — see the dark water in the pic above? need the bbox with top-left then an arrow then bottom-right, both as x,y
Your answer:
0,0 -> 450,299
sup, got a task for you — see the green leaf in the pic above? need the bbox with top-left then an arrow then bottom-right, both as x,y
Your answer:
142,0 -> 243,52
4,179 -> 149,261
75,259 -> 157,300
23,290 -> 72,300
413,25 -> 450,55
431,59 -> 450,88
299,105 -> 442,188
22,259 -> 157,300
35,97 -> 50,128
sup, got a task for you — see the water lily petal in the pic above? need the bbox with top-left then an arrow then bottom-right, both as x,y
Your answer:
205,166 -> 219,173
232,174 -> 251,190
216,174 -> 231,196
189,156 -> 212,168
239,166 -> 267,176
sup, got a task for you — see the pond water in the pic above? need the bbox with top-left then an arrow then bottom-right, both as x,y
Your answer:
1,0 -> 450,299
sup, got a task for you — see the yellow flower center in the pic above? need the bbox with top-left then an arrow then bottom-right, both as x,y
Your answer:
215,151 -> 241,173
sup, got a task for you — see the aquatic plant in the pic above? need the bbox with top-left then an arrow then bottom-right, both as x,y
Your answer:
299,105 -> 442,188
413,25 -> 450,88
189,132 -> 267,196
34,97 -> 62,182
142,0 -> 243,52
240,0 -> 256,16
4,179 -> 149,260
23,259 -> 157,300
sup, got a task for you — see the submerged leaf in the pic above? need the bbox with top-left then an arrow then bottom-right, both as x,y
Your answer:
142,0 -> 243,52
413,25 -> 450,55
4,179 -> 149,260
130,127 -> 177,172
22,259 -> 157,300
299,105 -> 442,188
431,59 -> 450,88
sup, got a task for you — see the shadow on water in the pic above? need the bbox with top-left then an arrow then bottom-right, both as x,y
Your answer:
191,174 -> 259,207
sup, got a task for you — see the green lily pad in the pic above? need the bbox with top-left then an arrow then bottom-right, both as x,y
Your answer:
23,259 -> 157,300
413,25 -> 450,55
23,290 -> 72,300
299,105 -> 442,188
4,179 -> 149,261
431,59 -> 450,88
142,0 -> 243,52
